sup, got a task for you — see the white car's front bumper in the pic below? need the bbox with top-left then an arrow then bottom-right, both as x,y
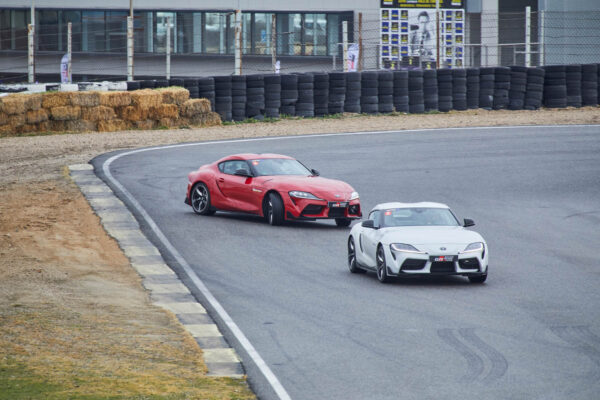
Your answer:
385,245 -> 488,276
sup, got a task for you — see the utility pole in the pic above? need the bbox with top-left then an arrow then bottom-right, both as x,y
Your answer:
436,0 -> 440,68
342,21 -> 348,72
234,10 -> 242,75
67,22 -> 72,83
28,0 -> 35,83
166,17 -> 171,79
128,0 -> 134,80
271,14 -> 276,73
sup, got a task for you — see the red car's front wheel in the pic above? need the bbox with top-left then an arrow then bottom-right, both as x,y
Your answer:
265,193 -> 284,226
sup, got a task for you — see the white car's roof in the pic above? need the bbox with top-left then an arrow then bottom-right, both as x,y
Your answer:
371,202 -> 450,212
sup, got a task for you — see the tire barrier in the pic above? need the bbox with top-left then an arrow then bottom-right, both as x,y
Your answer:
296,73 -> 314,118
140,79 -> 156,89
168,78 -> 184,87
312,73 -> 329,117
155,79 -> 169,88
542,65 -> 567,109
280,74 -> 298,116
264,74 -> 282,119
214,75 -> 232,122
466,68 -> 480,109
423,69 -> 438,112
566,64 -> 582,108
183,78 -> 199,99
126,81 -> 140,91
361,71 -> 378,114
437,68 -> 453,112
508,66 -> 528,110
581,64 -> 598,106
246,74 -> 265,120
493,67 -> 510,110
197,77 -> 215,111
344,72 -> 361,113
408,69 -> 424,114
393,70 -> 409,113
452,68 -> 468,111
328,72 -> 346,115
479,67 -> 495,110
377,70 -> 394,114
524,67 -> 544,110
231,75 -> 247,122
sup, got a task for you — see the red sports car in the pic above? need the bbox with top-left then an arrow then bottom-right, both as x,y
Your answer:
185,153 -> 362,226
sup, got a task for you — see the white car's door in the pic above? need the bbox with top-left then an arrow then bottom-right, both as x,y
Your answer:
358,210 -> 382,268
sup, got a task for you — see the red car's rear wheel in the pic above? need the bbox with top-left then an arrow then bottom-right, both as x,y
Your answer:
191,182 -> 215,215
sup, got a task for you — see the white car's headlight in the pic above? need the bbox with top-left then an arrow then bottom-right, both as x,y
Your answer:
390,243 -> 425,253
349,191 -> 359,200
463,242 -> 484,253
289,191 -> 322,200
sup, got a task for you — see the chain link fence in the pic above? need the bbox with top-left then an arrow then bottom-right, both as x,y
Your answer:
1,9 -> 600,82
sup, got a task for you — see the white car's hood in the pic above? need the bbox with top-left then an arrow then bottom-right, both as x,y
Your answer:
380,226 -> 483,246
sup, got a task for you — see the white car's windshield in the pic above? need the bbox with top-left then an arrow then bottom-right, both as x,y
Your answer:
381,208 -> 460,227
250,158 -> 312,176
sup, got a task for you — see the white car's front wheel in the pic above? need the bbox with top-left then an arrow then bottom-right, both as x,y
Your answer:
376,245 -> 391,283
468,272 -> 487,283
348,237 -> 365,274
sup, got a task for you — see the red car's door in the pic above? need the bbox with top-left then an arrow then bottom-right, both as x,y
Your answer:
215,160 -> 260,213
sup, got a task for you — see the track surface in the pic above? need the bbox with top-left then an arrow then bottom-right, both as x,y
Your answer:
95,126 -> 600,400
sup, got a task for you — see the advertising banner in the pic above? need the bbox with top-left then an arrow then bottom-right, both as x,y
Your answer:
347,43 -> 359,72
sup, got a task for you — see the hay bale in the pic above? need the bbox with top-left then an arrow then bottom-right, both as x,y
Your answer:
134,120 -> 156,130
17,123 -> 38,135
64,120 -> 96,133
36,121 -> 51,133
158,118 -> 178,128
97,118 -> 130,132
182,99 -> 212,117
82,106 -> 116,121
24,94 -> 43,111
99,91 -> 132,107
49,120 -> 66,132
26,109 -> 49,124
0,112 -> 9,125
187,112 -> 222,127
119,106 -> 148,121
130,89 -> 162,109
42,92 -> 71,108
8,114 -> 25,127
150,104 -> 179,119
70,91 -> 100,107
1,95 -> 27,115
160,88 -> 190,106
50,106 -> 81,121
0,124 -> 15,137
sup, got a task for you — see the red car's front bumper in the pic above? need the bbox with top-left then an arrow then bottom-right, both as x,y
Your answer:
283,196 -> 362,221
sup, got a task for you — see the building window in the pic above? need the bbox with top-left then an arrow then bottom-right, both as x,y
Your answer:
59,11 -> 82,52
304,13 -> 327,55
204,12 -> 226,54
82,11 -> 105,52
107,11 -> 127,52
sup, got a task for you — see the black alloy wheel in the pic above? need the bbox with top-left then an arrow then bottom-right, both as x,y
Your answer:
191,183 -> 215,215
468,273 -> 488,284
348,237 -> 365,274
265,193 -> 284,226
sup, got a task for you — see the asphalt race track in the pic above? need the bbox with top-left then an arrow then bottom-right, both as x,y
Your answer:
94,125 -> 600,400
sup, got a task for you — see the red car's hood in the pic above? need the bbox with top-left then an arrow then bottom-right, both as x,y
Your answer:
258,175 -> 355,200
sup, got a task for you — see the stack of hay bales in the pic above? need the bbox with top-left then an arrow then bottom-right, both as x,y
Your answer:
0,87 -> 221,137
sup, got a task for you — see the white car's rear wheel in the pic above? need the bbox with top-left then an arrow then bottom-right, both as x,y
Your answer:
376,245 -> 391,283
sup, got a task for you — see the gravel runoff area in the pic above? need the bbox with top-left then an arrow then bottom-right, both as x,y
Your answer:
1,107 -> 599,398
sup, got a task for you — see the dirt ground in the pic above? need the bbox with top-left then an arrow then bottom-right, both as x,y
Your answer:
0,107 -> 599,398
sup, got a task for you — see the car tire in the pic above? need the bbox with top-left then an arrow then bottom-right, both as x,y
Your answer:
190,182 -> 215,215
376,245 -> 391,283
335,218 -> 352,227
468,273 -> 487,283
347,237 -> 365,274
265,193 -> 284,226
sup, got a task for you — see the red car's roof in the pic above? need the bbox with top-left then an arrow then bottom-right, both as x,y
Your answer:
215,153 -> 295,163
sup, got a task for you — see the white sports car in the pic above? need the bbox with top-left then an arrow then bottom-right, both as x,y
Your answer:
347,202 -> 488,283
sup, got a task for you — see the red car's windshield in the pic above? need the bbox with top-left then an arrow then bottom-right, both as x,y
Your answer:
250,159 -> 312,176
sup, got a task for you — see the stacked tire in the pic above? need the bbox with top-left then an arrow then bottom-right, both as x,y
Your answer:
377,70 -> 394,113
393,70 -> 409,113
264,75 -> 281,119
198,77 -> 215,110
423,69 -> 438,112
155,79 -> 169,88
466,68 -> 480,109
581,64 -> 598,106
246,74 -> 265,120
183,78 -> 199,99
566,64 -> 582,108
126,81 -> 140,91
452,69 -> 468,111
543,65 -> 567,108
361,71 -> 378,114
344,72 -> 361,113
312,73 -> 329,117
408,69 -> 424,114
437,69 -> 453,112
168,78 -> 184,87
280,74 -> 299,116
508,66 -> 528,110
214,76 -> 232,122
140,79 -> 156,89
328,72 -> 346,114
524,67 -> 545,110
296,74 -> 314,118
231,75 -> 247,121
493,67 -> 510,110
479,67 -> 495,110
